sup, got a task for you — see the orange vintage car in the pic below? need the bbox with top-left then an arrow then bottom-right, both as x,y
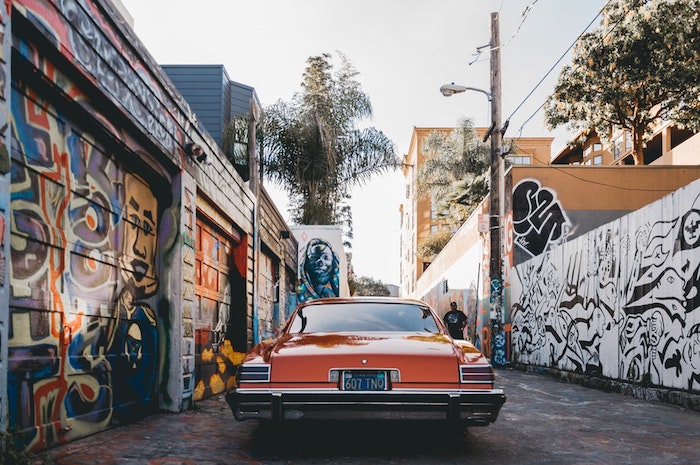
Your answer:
225,297 -> 505,427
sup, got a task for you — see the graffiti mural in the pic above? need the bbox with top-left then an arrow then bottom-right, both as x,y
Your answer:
512,179 -> 700,393
9,75 -> 171,448
17,0 -> 180,153
298,238 -> 341,302
292,225 -> 349,305
513,179 -> 572,258
107,173 -> 159,421
193,218 -> 245,402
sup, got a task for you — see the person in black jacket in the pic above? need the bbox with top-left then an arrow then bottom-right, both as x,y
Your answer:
443,301 -> 468,339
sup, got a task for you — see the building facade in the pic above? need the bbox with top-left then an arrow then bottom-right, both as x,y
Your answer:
552,124 -> 697,166
161,63 -> 298,356
2,0 -> 296,451
399,126 -> 553,298
407,120 -> 700,400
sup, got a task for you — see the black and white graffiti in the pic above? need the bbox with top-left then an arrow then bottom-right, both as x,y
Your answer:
513,179 -> 572,258
512,180 -> 700,393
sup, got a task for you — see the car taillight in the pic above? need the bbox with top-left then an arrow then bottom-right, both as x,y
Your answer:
238,364 -> 270,382
460,364 -> 494,384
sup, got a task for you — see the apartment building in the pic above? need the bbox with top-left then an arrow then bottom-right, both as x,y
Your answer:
399,126 -> 553,297
552,124 -> 698,166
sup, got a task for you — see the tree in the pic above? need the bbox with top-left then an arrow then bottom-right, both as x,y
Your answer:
353,276 -> 391,296
417,118 -> 490,228
416,229 -> 454,263
545,0 -> 700,165
259,52 -> 399,231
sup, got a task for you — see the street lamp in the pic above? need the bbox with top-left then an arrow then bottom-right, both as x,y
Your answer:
438,12 -> 504,367
439,83 -> 492,102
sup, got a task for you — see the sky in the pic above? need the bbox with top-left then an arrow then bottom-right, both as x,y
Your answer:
119,0 -> 608,286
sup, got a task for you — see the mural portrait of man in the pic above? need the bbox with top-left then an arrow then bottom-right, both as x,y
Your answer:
107,172 -> 159,421
298,238 -> 340,302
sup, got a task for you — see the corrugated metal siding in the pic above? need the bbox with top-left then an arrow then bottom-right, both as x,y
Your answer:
230,81 -> 254,116
162,65 -> 226,145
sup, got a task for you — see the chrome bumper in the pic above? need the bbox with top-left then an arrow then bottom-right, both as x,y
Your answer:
226,388 -> 506,426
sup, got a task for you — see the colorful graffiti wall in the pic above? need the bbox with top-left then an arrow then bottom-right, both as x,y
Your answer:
0,0 -> 11,432
512,178 -> 700,392
193,217 -> 246,401
9,53 -> 176,450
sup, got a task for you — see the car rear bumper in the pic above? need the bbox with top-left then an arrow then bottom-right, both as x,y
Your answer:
226,388 -> 506,426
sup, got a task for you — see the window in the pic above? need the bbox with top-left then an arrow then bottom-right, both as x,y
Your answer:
593,142 -> 602,152
223,115 -> 250,180
430,205 -> 438,221
625,132 -> 633,152
288,302 -> 440,333
509,155 -> 531,165
613,135 -> 623,159
593,155 -> 603,165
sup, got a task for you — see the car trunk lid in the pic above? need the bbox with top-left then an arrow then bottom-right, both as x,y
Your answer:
269,333 -> 462,383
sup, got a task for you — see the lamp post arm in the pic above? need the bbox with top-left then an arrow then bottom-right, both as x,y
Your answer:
464,87 -> 493,101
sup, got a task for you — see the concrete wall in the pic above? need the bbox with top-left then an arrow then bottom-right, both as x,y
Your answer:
416,199 -> 488,346
511,177 -> 700,393
416,164 -> 700,377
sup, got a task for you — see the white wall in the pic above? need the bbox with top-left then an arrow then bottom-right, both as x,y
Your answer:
511,178 -> 700,392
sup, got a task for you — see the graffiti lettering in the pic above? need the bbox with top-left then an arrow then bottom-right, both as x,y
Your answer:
513,179 -> 571,257
60,0 -> 177,151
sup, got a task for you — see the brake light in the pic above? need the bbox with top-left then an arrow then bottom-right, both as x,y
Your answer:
460,364 -> 494,384
238,364 -> 270,382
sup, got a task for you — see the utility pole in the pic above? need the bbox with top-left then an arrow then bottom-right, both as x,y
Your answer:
488,12 -> 505,366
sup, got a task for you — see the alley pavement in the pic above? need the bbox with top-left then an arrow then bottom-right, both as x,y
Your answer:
36,368 -> 700,465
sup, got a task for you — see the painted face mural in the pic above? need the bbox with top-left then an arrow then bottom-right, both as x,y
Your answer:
10,85 -> 166,447
120,173 -> 159,298
106,172 -> 159,421
298,238 -> 340,302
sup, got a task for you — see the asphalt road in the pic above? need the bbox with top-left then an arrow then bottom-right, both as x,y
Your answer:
41,368 -> 700,465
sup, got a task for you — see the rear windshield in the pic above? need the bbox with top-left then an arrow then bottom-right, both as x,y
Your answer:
287,302 -> 440,334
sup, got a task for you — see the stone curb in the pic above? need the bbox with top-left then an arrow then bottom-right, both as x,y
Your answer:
505,363 -> 700,412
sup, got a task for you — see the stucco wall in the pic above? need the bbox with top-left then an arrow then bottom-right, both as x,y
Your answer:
414,198 -> 503,358
511,178 -> 700,393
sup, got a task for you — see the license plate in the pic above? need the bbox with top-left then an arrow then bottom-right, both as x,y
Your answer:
341,370 -> 388,391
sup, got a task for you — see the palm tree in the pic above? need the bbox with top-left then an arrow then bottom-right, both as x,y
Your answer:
417,118 -> 490,228
259,52 -> 399,231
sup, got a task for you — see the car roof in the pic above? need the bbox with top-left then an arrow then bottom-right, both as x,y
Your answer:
297,296 -> 431,307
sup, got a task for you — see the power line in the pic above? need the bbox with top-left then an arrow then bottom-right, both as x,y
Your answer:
505,1 -> 617,141
506,150 -> 678,193
502,0 -> 539,49
470,0 -> 539,65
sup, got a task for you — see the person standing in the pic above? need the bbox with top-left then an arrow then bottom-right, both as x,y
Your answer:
443,301 -> 468,339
